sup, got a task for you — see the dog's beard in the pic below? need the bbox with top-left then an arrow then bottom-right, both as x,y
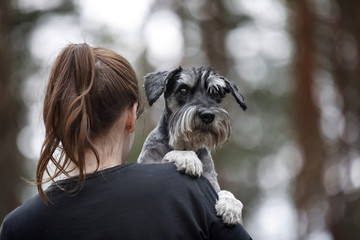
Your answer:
168,106 -> 231,150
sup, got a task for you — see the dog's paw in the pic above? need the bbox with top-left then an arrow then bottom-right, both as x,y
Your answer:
162,150 -> 203,177
215,190 -> 243,225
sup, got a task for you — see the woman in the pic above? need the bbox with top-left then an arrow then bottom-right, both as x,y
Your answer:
0,43 -> 252,239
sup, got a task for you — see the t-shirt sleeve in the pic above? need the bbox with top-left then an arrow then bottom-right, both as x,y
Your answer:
197,177 -> 253,240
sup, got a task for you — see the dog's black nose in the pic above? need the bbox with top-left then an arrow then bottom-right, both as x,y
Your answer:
199,110 -> 215,124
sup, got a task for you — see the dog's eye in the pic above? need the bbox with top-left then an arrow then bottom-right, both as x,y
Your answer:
209,88 -> 225,99
210,91 -> 220,99
178,87 -> 188,96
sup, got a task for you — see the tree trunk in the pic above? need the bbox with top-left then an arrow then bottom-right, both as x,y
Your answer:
201,0 -> 228,75
291,0 -> 326,237
328,1 -> 360,239
0,0 -> 21,221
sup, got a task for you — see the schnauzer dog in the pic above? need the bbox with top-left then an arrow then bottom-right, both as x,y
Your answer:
137,66 -> 247,225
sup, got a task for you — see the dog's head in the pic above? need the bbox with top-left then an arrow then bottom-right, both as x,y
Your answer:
144,66 -> 247,150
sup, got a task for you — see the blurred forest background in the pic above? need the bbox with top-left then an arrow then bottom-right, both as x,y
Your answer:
1,0 -> 360,239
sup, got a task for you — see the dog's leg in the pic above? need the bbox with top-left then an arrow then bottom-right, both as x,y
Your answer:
216,190 -> 243,225
162,150 -> 203,177
196,148 -> 243,225
196,148 -> 221,193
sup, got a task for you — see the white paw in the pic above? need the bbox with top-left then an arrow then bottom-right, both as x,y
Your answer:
215,190 -> 243,225
162,150 -> 203,177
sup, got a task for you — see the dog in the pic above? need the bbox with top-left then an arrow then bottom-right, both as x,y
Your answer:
137,66 -> 247,225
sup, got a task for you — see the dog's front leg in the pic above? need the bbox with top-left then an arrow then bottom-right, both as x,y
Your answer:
196,148 -> 221,193
162,150 -> 203,177
216,190 -> 243,225
196,148 -> 243,225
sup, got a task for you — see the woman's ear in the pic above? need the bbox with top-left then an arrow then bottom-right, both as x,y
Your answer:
125,103 -> 138,133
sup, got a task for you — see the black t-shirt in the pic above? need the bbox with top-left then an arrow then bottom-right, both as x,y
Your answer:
0,163 -> 252,240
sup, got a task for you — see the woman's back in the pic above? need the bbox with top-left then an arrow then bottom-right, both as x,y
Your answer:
0,163 -> 252,240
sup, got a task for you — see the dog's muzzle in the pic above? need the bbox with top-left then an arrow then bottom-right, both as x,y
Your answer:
199,109 -> 215,124
168,106 -> 231,150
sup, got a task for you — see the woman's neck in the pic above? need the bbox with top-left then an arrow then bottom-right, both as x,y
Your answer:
66,118 -> 132,177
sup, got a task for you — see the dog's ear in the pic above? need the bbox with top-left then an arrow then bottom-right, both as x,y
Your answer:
144,71 -> 168,106
224,78 -> 247,111
144,66 -> 182,106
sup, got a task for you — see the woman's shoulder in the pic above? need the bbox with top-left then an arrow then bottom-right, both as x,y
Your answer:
126,162 -> 218,201
0,194 -> 46,238
121,162 -> 214,188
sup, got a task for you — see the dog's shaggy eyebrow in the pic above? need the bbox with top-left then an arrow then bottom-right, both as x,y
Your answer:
177,71 -> 197,88
207,74 -> 226,90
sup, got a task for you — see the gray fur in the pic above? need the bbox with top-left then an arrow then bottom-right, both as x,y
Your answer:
137,66 -> 246,193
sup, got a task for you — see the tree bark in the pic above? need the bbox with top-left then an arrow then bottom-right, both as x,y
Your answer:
0,0 -> 21,221
328,1 -> 360,239
201,0 -> 228,75
291,0 -> 326,237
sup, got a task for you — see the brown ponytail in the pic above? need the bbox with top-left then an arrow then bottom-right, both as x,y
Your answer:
37,43 -> 143,203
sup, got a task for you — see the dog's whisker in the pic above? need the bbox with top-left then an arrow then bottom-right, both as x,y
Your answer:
168,104 -> 231,151
180,106 -> 197,133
